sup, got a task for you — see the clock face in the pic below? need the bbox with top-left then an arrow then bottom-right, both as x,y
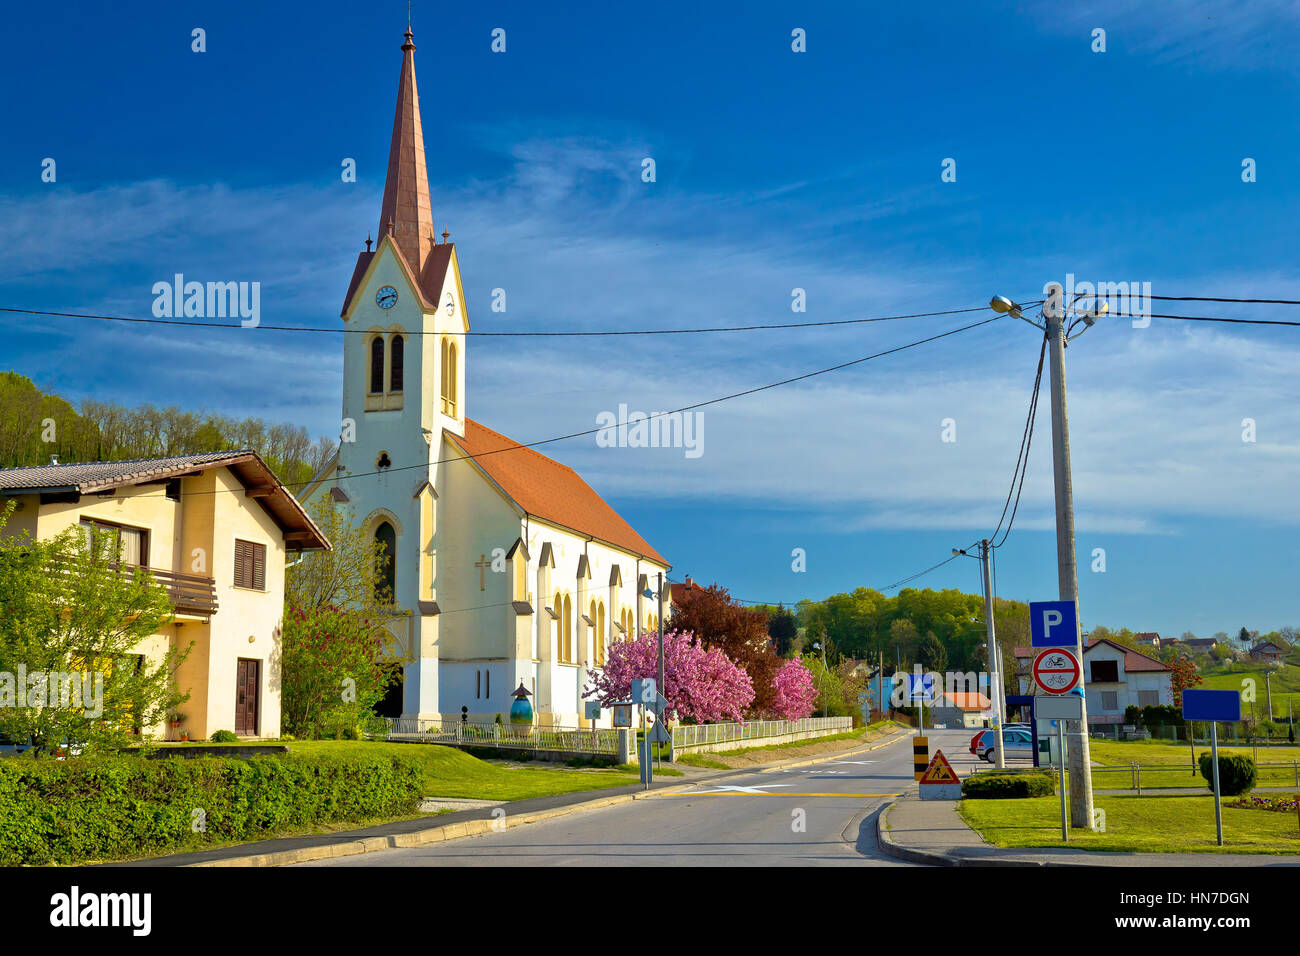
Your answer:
444,294 -> 455,316
376,286 -> 399,310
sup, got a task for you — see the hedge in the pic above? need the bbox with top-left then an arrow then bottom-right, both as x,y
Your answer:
962,770 -> 1056,799
1198,752 -> 1257,796
0,752 -> 422,865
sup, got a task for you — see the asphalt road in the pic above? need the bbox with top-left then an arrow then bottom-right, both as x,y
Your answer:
300,728 -> 980,867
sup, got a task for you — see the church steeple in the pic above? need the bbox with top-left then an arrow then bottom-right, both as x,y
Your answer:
378,23 -> 434,278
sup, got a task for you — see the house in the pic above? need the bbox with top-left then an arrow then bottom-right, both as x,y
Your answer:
929,691 -> 994,729
0,452 -> 329,740
1250,641 -> 1287,664
300,25 -> 670,728
1181,637 -> 1218,654
1013,639 -> 1173,727
1135,632 -> 1161,649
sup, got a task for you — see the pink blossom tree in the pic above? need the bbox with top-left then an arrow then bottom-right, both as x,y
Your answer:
767,657 -> 818,720
584,629 -> 754,723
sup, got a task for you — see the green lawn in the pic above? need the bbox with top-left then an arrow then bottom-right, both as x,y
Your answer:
1087,738 -> 1300,790
284,740 -> 640,801
1200,662 -> 1300,719
958,794 -> 1300,855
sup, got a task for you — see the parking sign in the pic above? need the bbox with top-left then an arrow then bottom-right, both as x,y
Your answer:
1030,600 -> 1078,648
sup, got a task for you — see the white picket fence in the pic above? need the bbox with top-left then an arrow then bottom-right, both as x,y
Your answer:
671,716 -> 853,750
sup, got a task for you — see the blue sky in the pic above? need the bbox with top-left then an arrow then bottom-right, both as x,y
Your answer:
3,1 -> 1300,638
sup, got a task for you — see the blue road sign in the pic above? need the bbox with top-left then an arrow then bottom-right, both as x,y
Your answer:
1182,689 -> 1241,722
1030,600 -> 1078,648
899,672 -> 937,703
631,678 -> 657,706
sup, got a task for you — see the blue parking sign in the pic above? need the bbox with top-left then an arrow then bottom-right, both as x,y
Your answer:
1030,600 -> 1078,648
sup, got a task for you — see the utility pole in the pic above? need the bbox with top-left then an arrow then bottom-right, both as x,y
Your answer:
1043,289 -> 1096,830
1265,668 -> 1274,722
979,539 -> 1006,769
656,571 -> 665,769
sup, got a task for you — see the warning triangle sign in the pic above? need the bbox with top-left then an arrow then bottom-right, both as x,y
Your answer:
920,749 -> 960,784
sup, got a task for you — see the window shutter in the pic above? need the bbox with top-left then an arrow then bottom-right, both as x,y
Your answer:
234,539 -> 249,588
234,539 -> 266,590
253,542 -> 266,591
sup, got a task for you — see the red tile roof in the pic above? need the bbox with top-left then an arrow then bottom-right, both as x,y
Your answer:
448,419 -> 668,565
942,692 -> 991,710
1086,638 -> 1171,672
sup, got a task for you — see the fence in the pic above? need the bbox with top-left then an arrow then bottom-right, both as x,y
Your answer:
387,717 -> 620,756
671,716 -> 853,751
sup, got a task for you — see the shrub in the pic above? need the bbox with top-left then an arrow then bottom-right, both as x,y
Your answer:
962,770 -> 1055,799
0,752 -> 422,865
1198,752 -> 1257,795
210,730 -> 239,743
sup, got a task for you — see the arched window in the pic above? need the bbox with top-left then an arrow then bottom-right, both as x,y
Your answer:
553,590 -> 563,660
561,593 -> 573,663
597,600 -> 607,665
370,336 -> 385,394
440,338 -> 451,414
374,521 -> 396,602
390,334 -> 404,392
589,599 -> 597,664
448,341 -> 458,415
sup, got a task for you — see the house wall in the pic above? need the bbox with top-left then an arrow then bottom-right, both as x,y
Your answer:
0,467 -> 291,741
1083,644 -> 1173,724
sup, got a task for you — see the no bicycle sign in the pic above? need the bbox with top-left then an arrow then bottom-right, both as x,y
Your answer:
1032,648 -> 1080,695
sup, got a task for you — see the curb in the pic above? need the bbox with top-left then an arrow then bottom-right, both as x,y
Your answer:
192,785 -> 689,867
192,727 -> 916,868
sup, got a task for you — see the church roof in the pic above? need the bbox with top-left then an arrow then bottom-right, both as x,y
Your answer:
449,419 -> 669,566
341,27 -> 455,318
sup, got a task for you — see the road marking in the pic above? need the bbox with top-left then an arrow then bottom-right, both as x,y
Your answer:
689,784 -> 794,794
665,791 -> 900,798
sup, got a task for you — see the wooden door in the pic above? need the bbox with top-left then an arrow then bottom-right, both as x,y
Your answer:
235,659 -> 260,736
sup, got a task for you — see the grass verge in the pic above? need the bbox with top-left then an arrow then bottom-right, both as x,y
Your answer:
958,794 -> 1300,854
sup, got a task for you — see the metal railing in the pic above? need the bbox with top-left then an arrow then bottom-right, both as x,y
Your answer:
671,716 -> 853,750
387,717 -> 620,755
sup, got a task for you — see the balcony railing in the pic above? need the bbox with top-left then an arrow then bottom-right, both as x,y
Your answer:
131,566 -> 219,616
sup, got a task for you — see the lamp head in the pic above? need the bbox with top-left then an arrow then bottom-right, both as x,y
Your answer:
989,295 -> 1022,319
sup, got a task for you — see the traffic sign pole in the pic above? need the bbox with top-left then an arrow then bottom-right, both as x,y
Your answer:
1057,720 -> 1068,841
1211,722 -> 1223,846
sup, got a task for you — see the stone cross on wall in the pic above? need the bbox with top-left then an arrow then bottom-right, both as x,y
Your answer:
475,554 -> 489,591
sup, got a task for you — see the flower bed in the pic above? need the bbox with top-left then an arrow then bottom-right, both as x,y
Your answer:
1230,793 -> 1300,813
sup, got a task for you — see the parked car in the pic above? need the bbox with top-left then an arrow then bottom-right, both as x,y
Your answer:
0,734 -> 82,758
981,728 -> 1034,762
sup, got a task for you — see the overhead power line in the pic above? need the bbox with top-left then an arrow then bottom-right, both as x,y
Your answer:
169,313 -> 1006,496
992,333 -> 1047,550
0,304 -> 997,337
1107,310 -> 1300,328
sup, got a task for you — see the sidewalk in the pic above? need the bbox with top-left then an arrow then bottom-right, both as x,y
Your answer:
118,727 -> 913,868
878,793 -> 1300,867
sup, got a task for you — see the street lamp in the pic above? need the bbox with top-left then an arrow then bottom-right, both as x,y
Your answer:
990,287 -> 1098,829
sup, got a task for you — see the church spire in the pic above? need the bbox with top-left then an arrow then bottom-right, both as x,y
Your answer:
378,22 -> 434,278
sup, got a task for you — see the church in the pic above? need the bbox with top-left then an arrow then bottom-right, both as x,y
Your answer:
301,25 -> 671,728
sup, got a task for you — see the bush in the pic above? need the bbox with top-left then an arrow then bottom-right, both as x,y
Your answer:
1198,752 -> 1257,795
209,730 -> 239,743
0,752 -> 422,865
962,770 -> 1055,799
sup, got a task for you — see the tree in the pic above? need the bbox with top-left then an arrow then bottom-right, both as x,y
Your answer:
584,629 -> 753,723
671,582 -> 781,715
768,658 -> 818,720
767,605 -> 798,657
0,502 -> 190,755
918,631 -> 947,673
1168,655 -> 1203,707
281,500 -> 409,737
887,618 -> 920,666
279,604 -> 398,738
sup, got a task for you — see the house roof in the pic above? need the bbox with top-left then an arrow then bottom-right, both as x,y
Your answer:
1014,639 -> 1171,673
448,419 -> 668,566
1135,632 -> 1160,642
1253,641 -> 1286,653
941,691 -> 991,711
1085,638 -> 1171,672
0,451 -> 329,551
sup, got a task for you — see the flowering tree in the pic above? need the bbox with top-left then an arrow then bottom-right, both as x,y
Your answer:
584,629 -> 753,723
767,657 -> 818,720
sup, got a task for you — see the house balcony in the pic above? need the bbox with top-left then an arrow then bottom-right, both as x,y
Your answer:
126,566 -> 219,616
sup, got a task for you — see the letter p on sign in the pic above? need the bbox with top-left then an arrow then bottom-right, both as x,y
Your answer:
1030,600 -> 1078,648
